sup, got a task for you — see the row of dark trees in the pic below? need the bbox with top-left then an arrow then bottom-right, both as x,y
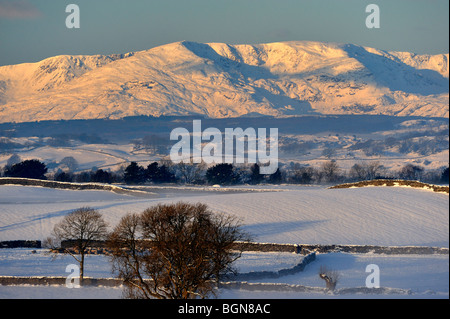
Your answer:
1,158 -> 449,186
123,161 -> 176,184
114,161 -> 450,185
123,162 -> 284,185
2,159 -> 48,180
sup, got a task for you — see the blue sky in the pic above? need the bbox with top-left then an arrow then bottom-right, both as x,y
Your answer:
0,0 -> 448,66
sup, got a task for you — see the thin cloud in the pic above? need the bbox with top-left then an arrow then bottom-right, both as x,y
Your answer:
0,0 -> 42,19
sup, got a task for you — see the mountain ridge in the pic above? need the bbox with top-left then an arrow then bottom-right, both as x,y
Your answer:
0,40 -> 448,123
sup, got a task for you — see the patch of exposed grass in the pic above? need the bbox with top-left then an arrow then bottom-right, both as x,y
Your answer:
329,179 -> 449,194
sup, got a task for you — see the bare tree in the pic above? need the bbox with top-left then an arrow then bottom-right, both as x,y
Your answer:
51,207 -> 108,281
399,163 -> 424,181
320,160 -> 341,184
349,163 -> 366,181
366,161 -> 384,180
107,202 -> 252,299
319,265 -> 340,291
59,156 -> 79,172
290,165 -> 316,184
174,161 -> 207,184
349,161 -> 384,181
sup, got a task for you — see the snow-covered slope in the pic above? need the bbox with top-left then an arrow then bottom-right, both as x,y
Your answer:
0,185 -> 448,247
0,41 -> 448,123
0,53 -> 133,102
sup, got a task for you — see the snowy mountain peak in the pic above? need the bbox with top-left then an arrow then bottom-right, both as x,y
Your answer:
30,53 -> 134,91
0,52 -> 134,100
0,41 -> 448,123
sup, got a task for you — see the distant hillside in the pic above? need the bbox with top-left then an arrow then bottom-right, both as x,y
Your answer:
0,41 -> 448,123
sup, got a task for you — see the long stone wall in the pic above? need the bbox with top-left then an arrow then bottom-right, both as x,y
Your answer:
0,276 -> 413,295
3,240 -> 448,255
0,240 -> 41,249
0,276 -> 121,287
0,177 -> 147,195
232,242 -> 449,255
219,282 -> 412,295
296,244 -> 449,255
227,252 -> 316,281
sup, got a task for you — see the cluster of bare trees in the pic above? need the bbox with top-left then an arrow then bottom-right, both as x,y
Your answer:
45,203 -> 251,299
286,161 -> 448,185
287,161 -> 379,184
46,205 -> 348,297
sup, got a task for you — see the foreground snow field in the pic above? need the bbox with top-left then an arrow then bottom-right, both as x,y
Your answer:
0,183 -> 448,299
0,184 -> 448,247
0,249 -> 448,299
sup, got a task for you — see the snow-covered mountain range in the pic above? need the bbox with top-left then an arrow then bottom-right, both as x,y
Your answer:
0,41 -> 448,123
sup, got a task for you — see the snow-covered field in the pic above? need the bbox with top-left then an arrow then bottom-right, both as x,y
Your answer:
1,184 -> 447,247
0,249 -> 448,299
0,183 -> 448,299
